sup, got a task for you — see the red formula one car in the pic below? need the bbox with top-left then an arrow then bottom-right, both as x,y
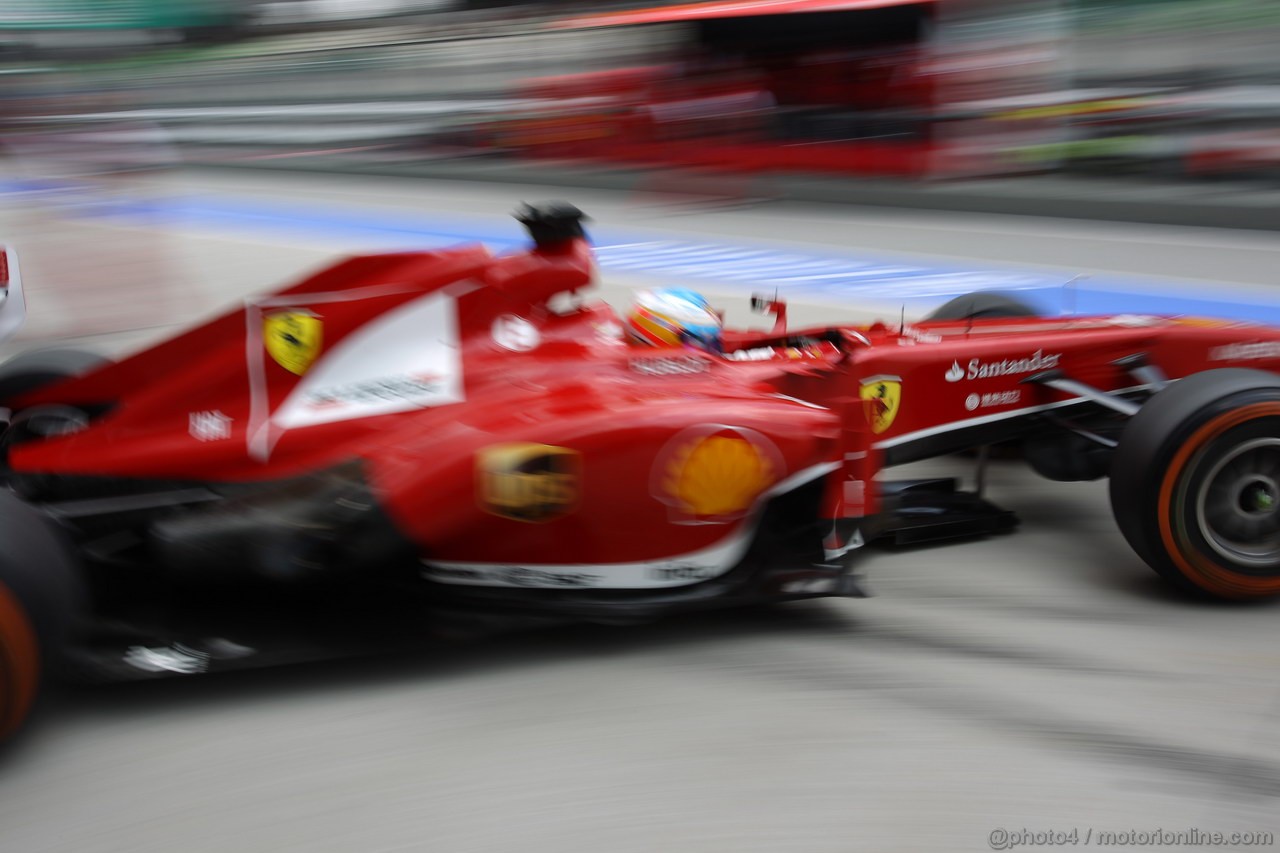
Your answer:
3,203 -> 1280,741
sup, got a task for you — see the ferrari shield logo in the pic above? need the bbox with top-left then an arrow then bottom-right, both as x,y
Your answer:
264,310 -> 322,375
860,375 -> 901,434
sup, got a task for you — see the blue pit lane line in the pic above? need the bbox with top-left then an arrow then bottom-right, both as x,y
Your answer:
10,182 -> 1280,324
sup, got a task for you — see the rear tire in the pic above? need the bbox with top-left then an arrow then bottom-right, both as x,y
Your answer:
0,492 -> 84,743
0,580 -> 40,742
1110,369 -> 1280,599
0,349 -> 107,455
0,348 -> 108,404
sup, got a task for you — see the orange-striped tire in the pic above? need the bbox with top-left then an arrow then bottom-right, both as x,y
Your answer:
0,490 -> 84,745
0,580 -> 41,742
1111,368 -> 1280,600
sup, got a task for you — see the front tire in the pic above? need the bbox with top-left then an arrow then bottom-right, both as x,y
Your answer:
1110,369 -> 1280,599
923,291 -> 1038,321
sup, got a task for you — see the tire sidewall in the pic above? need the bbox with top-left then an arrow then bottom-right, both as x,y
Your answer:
1112,371 -> 1280,598
0,492 -> 85,742
1158,401 -> 1280,597
0,579 -> 41,741
924,291 -> 1038,321
0,348 -> 107,406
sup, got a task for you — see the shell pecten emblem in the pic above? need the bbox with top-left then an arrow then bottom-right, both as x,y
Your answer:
654,426 -> 784,524
860,375 -> 902,434
265,309 -> 323,376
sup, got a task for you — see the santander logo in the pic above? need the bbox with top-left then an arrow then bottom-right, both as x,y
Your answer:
945,350 -> 1062,382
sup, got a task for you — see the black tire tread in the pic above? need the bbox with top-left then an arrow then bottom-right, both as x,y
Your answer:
0,348 -> 108,404
0,490 -> 85,742
1110,368 -> 1280,596
923,291 -> 1038,321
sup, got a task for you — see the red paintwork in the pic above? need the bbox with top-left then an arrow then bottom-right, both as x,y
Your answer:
12,237 -> 1280,567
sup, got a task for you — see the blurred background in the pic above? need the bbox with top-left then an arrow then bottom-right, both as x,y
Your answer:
3,0 -> 1280,204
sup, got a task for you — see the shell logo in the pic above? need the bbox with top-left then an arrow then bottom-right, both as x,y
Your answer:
654,427 -> 784,523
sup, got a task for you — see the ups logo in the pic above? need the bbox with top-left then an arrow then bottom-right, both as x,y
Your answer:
477,443 -> 581,522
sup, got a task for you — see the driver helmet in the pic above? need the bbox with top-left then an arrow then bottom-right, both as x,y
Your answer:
626,288 -> 723,353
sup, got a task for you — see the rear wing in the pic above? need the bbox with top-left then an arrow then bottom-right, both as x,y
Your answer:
0,247 -> 26,343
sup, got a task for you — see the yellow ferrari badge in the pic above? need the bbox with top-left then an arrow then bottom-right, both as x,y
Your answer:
859,375 -> 902,434
264,310 -> 322,376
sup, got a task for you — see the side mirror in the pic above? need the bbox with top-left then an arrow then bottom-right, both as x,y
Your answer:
0,247 -> 27,344
750,293 -> 787,335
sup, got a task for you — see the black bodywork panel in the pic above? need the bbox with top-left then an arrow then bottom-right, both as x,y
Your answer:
46,474 -> 1016,683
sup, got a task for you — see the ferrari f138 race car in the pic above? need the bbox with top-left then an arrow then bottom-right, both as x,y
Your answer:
4,202 -> 1280,742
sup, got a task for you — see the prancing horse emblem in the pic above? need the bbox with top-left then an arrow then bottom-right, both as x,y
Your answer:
264,310 -> 322,375
859,375 -> 902,434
